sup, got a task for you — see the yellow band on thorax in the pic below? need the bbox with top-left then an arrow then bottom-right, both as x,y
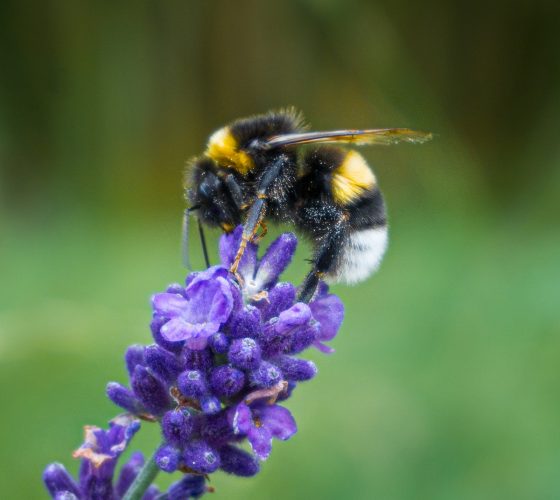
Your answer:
206,127 -> 254,175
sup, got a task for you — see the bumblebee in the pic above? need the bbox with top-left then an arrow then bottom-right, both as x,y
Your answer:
185,109 -> 431,302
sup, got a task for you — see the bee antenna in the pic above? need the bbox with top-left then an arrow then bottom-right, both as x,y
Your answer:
197,218 -> 210,268
182,206 -> 211,270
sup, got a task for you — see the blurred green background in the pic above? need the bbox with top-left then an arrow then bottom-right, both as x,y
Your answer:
1,1 -> 560,498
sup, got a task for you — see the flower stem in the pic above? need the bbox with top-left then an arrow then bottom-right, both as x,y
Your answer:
122,446 -> 161,500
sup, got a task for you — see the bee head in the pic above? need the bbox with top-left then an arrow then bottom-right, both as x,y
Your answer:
187,157 -> 242,232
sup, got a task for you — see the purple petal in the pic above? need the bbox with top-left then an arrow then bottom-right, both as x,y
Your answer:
160,317 -> 191,342
254,232 -> 297,288
219,227 -> 242,267
151,293 -> 188,316
155,444 -> 180,473
54,493 -> 79,500
209,366 -> 246,398
310,293 -> 344,342
145,345 -> 183,384
106,382 -> 145,415
182,347 -> 213,371
247,425 -> 272,460
183,441 -> 221,474
162,409 -> 194,447
219,227 -> 258,280
258,282 -> 296,321
273,356 -> 317,381
151,315 -> 184,353
208,332 -> 229,354
167,475 -> 206,500
115,451 -> 144,497
227,305 -> 262,339
275,303 -> 312,335
43,463 -> 81,498
142,485 -> 161,500
131,366 -> 171,415
313,341 -> 335,354
200,411 -> 237,447
200,396 -> 222,415
185,324 -> 221,350
219,444 -> 260,476
177,370 -> 208,399
125,344 -> 146,377
249,361 -> 283,388
229,403 -> 252,435
288,321 -> 319,354
166,283 -> 187,296
186,266 -> 229,290
228,337 -> 261,370
259,404 -> 297,441
184,277 -> 234,325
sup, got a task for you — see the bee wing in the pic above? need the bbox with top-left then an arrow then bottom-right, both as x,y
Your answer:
264,128 -> 433,149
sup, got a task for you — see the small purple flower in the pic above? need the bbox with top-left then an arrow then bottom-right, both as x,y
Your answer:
229,402 -> 297,460
151,267 -> 234,350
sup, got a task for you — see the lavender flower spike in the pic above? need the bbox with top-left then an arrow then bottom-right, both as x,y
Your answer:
44,227 -> 345,499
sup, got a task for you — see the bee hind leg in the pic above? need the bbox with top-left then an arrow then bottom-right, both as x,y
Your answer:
298,221 -> 346,303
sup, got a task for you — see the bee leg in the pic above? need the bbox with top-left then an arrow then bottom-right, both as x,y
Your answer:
230,195 -> 267,275
298,222 -> 346,303
230,154 -> 289,275
224,173 -> 245,209
253,220 -> 268,243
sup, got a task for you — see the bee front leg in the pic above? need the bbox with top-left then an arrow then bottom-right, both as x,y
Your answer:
230,154 -> 289,276
253,220 -> 268,243
230,195 -> 267,276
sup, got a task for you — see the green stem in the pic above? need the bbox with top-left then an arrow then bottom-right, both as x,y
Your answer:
122,446 -> 161,500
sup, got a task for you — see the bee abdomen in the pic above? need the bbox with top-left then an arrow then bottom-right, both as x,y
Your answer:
326,225 -> 388,285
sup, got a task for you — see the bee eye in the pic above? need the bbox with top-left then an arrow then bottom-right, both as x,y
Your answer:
199,174 -> 221,199
199,183 -> 212,198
